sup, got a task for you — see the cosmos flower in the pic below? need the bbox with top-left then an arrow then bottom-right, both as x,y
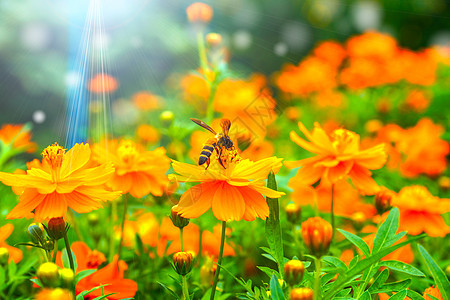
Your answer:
285,122 -> 387,195
392,185 -> 450,237
132,91 -> 162,111
0,143 -> 121,221
56,242 -> 137,300
0,124 -> 37,153
170,150 -> 284,222
91,139 -> 170,198
87,73 -> 118,93
0,223 -> 23,263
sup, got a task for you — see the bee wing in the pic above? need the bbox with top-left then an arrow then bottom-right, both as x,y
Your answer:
220,119 -> 231,135
191,118 -> 216,134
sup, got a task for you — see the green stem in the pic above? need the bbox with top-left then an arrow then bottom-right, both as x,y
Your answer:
117,194 -> 129,259
52,240 -> 58,263
330,184 -> 335,241
63,231 -> 75,272
196,31 -> 209,73
180,227 -> 184,252
109,199 -> 118,261
210,221 -> 226,300
292,224 -> 302,259
182,275 -> 190,300
314,257 -> 322,300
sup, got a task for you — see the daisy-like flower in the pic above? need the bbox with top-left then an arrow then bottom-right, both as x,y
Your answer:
91,139 -> 170,198
170,150 -> 284,222
0,143 -> 121,221
392,185 -> 450,237
285,122 -> 387,195
0,223 -> 23,263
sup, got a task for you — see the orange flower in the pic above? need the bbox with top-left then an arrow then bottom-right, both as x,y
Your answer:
91,139 -> 170,198
313,41 -> 346,68
301,217 -> 332,257
136,124 -> 160,145
0,143 -> 121,221
0,223 -> 23,263
180,69 -> 215,112
186,2 -> 213,23
132,91 -> 161,111
170,150 -> 284,221
57,242 -> 137,300
403,90 -> 431,112
87,73 -> 118,93
314,89 -> 345,108
392,185 -> 450,237
285,122 -> 387,195
290,179 -> 376,219
346,31 -> 398,60
0,124 -> 37,153
423,286 -> 443,300
35,288 -> 73,300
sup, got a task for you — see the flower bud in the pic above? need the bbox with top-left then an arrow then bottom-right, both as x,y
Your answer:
0,247 -> 9,265
290,287 -> 313,300
28,223 -> 45,244
438,176 -> 450,190
284,260 -> 305,286
37,262 -> 60,288
206,33 -> 222,47
43,240 -> 55,251
170,206 -> 190,229
87,213 -> 99,227
351,212 -> 366,231
59,268 -> 75,289
301,217 -> 332,257
36,288 -> 74,300
186,2 -> 213,24
286,203 -> 301,224
47,217 -> 67,241
173,251 -> 193,276
160,110 -> 174,127
374,188 -> 393,215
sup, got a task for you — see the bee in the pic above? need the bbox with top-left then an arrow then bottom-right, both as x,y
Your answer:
191,118 -> 234,169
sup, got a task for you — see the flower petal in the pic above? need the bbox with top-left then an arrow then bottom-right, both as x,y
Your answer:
239,186 -> 270,221
64,190 -> 104,213
348,164 -> 380,195
60,143 -> 91,178
177,182 -> 216,219
212,182 -> 245,221
289,165 -> 325,186
34,193 -> 68,221
6,189 -> 45,220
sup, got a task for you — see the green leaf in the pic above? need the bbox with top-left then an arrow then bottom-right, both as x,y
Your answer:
377,279 -> 412,293
157,282 -> 180,299
406,290 -> 425,300
322,256 -> 348,271
74,269 -> 97,283
92,294 -> 116,300
349,255 -> 359,269
30,278 -> 42,288
265,171 -> 284,278
337,229 -> 371,257
359,291 -> 371,300
368,268 -> 389,292
323,234 -> 425,300
418,244 -> 450,300
270,274 -> 285,300
76,284 -> 110,300
335,288 -> 351,297
0,267 -> 5,288
373,208 -> 399,254
389,290 -> 408,299
257,266 -> 279,279
380,260 -> 425,277
425,295 -> 441,300
7,261 -> 17,282
17,257 -> 38,276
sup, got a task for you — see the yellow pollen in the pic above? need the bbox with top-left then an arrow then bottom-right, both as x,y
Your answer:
117,140 -> 138,164
41,142 -> 66,168
330,128 -> 355,152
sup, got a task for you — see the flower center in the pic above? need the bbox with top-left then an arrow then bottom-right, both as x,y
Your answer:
86,250 -> 106,269
41,143 -> 66,168
117,140 -> 138,164
330,129 -> 355,153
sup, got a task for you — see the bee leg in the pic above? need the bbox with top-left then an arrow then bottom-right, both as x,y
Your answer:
205,157 -> 211,169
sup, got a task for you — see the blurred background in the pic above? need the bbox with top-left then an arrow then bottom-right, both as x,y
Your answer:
0,0 -> 449,146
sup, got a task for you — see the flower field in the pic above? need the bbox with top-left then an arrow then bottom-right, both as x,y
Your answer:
0,1 -> 449,300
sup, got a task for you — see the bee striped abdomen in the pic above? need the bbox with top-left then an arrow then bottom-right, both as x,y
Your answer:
199,144 -> 215,165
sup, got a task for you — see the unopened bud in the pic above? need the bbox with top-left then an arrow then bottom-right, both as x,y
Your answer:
351,212 -> 366,231
438,176 -> 450,190
37,262 -> 60,288
284,260 -> 305,286
375,188 -> 393,215
290,287 -> 313,300
59,268 -> 75,289
0,247 -> 9,265
286,203 -> 301,224
160,110 -> 174,127
28,223 -> 45,244
301,217 -> 332,257
47,217 -> 67,241
35,288 -> 74,300
186,2 -> 213,24
173,251 -> 194,276
87,213 -> 99,226
43,240 -> 55,251
206,33 -> 222,47
170,206 -> 190,229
